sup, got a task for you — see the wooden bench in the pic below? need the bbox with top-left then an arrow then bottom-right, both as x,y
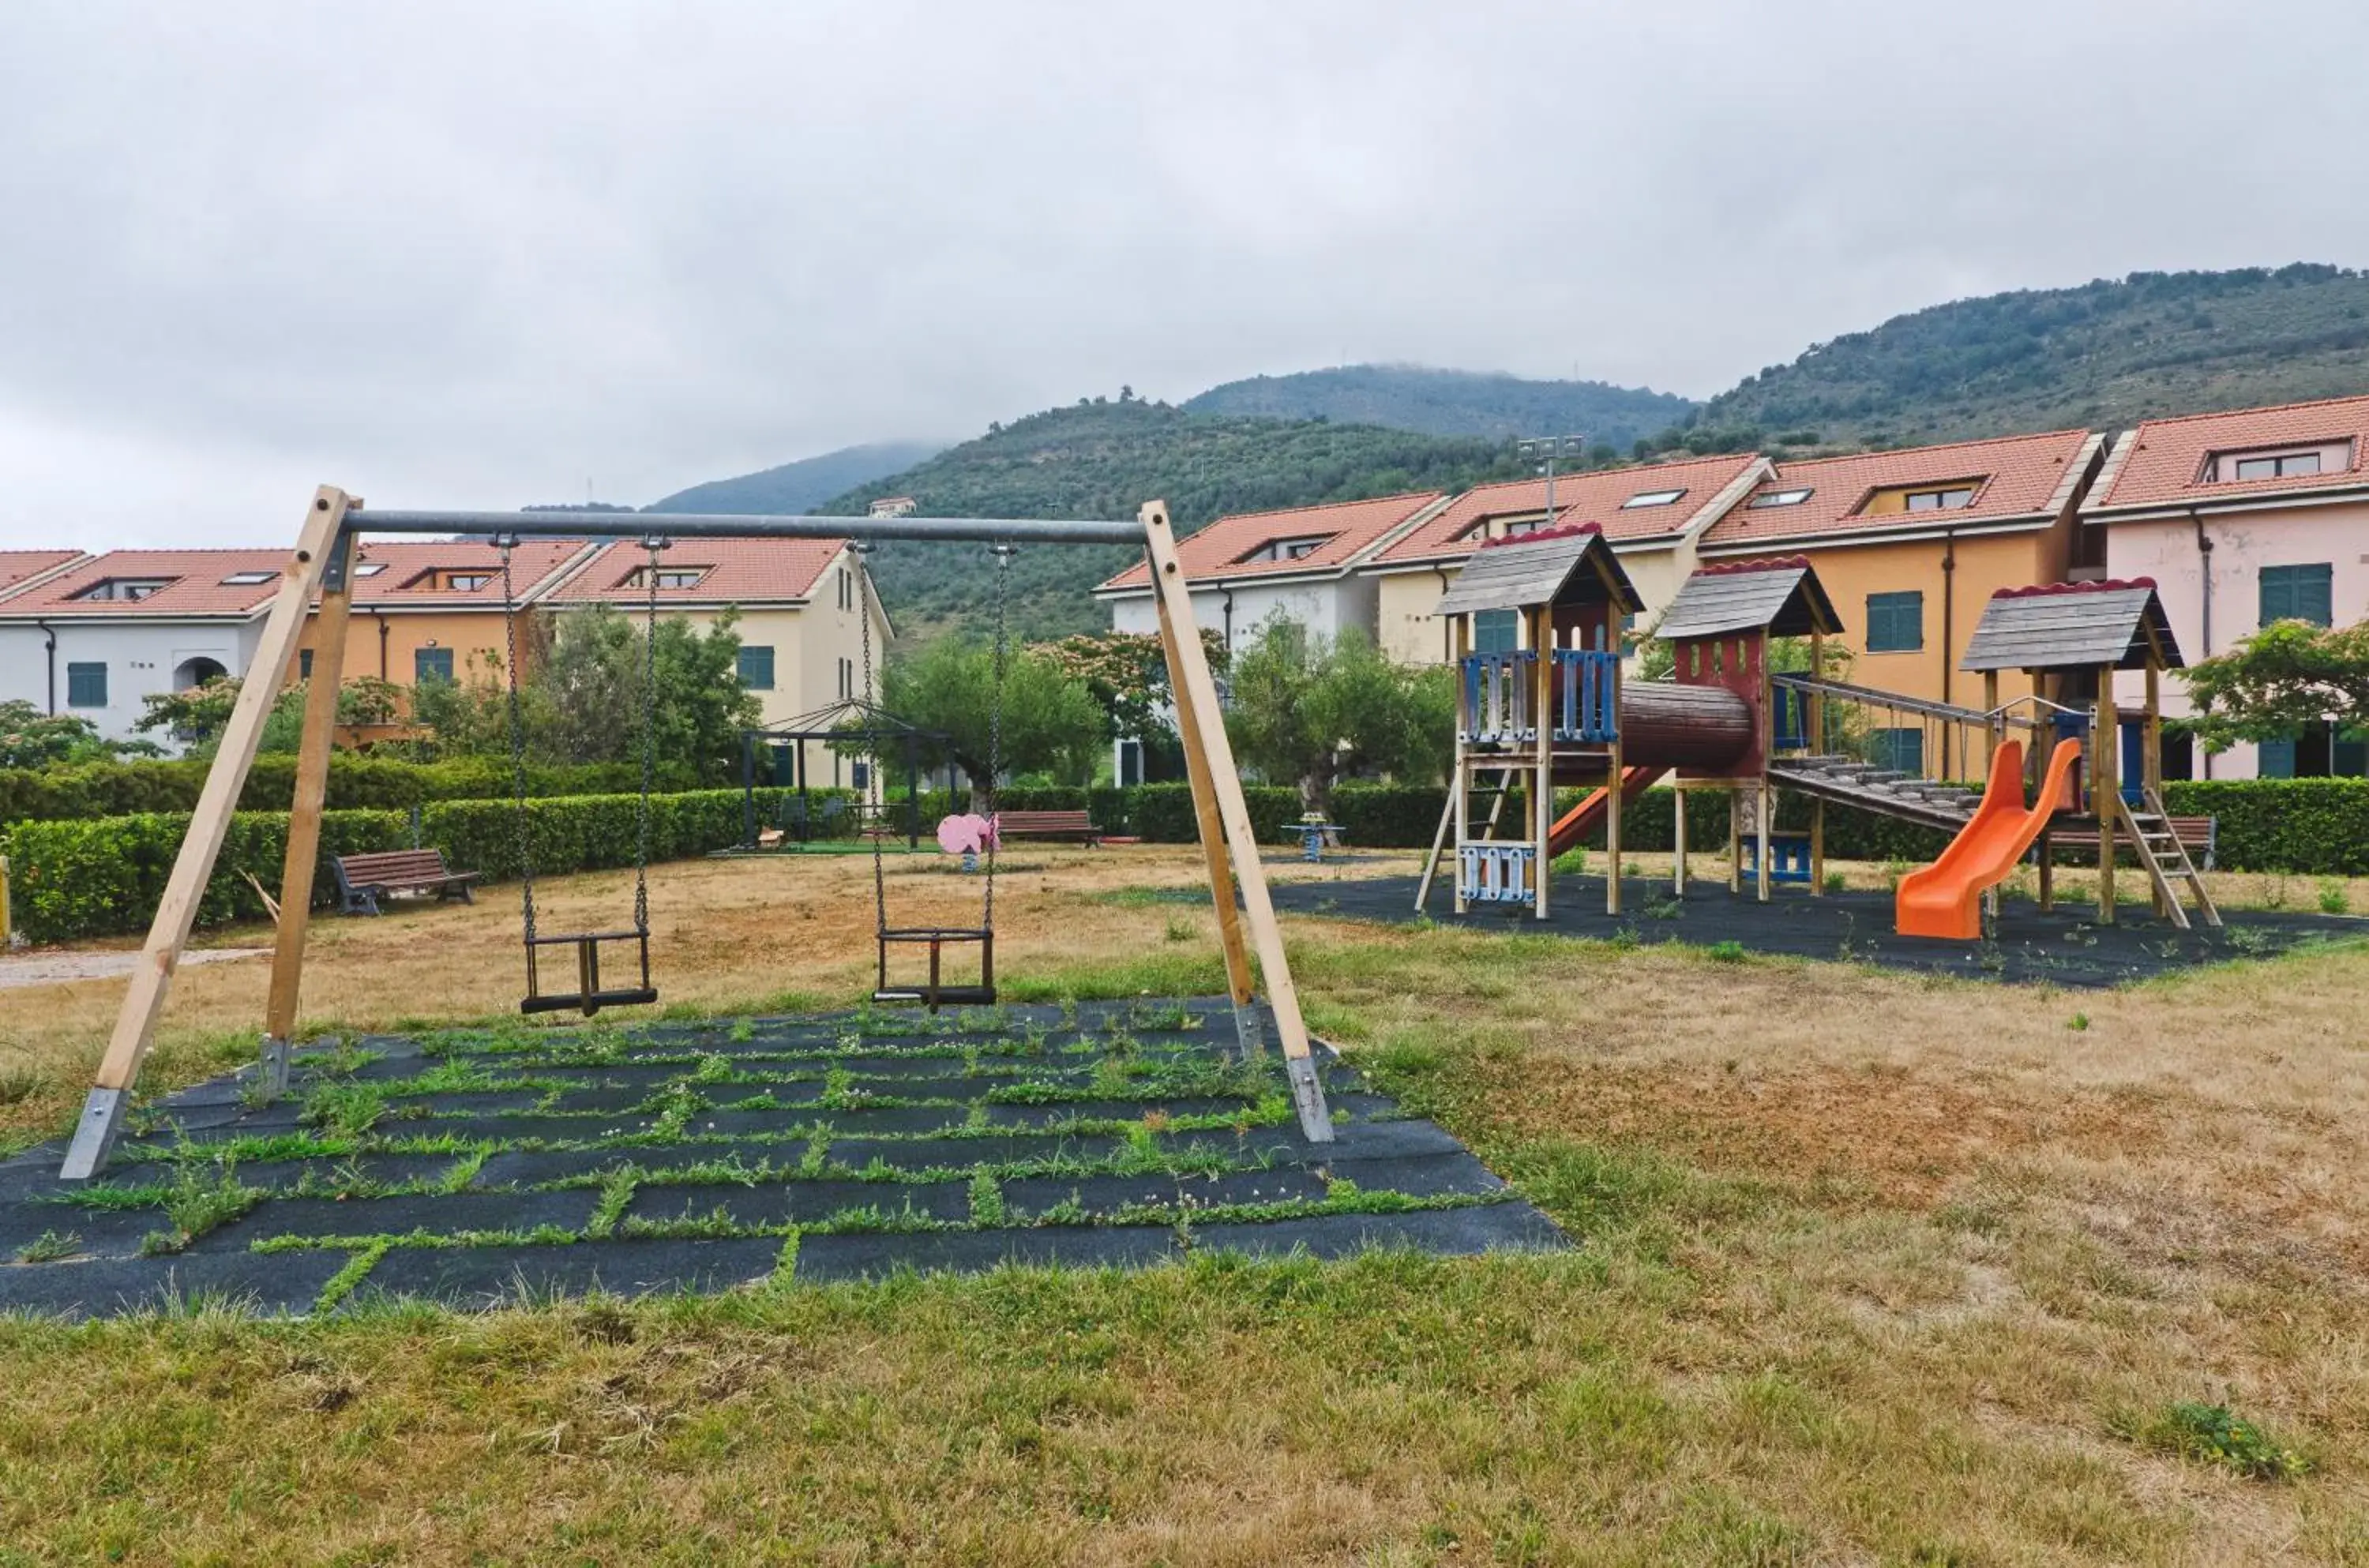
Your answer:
2044,816 -> 2217,871
332,847 -> 482,916
993,809 -> 1104,846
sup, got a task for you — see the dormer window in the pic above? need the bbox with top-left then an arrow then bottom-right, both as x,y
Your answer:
1905,486 -> 1977,512
1620,487 -> 1686,508
621,565 -> 709,590
1747,488 -> 1812,509
1237,535 -> 1333,565
2202,441 -> 2350,483
352,562 -> 387,577
74,577 -> 175,602
221,569 -> 279,586
445,572 -> 493,591
1857,478 -> 1984,516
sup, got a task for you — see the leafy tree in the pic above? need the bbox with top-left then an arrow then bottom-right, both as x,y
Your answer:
1034,628 -> 1229,748
878,638 -> 1106,786
2181,617 -> 2369,752
1224,618 -> 1448,812
0,700 -> 157,767
406,606 -> 758,782
134,677 -> 406,757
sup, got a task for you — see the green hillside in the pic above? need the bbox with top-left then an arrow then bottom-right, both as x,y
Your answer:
1690,264 -> 2369,451
813,397 -> 1525,640
1184,364 -> 1694,448
647,441 -> 944,516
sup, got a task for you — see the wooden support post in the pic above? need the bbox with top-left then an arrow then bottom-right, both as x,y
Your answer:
1809,797 -> 1826,895
1451,615 -> 1473,917
1755,779 -> 1772,904
1671,784 -> 1687,897
62,487 -> 355,1180
1141,503 -> 1332,1142
2037,827 -> 2055,912
1533,608 -> 1552,921
1727,788 -> 1743,895
1808,630 -> 1826,752
1604,632 -> 1623,917
2095,666 -> 2118,925
1984,670 -> 2001,767
1149,580 -> 1261,1056
258,527 -> 359,1094
2144,659 -> 2166,917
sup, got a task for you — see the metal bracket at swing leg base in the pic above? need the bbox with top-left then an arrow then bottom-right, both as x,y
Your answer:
58,1087 -> 130,1182
1230,1001 -> 1267,1063
257,1034 -> 293,1099
1285,1054 -> 1335,1143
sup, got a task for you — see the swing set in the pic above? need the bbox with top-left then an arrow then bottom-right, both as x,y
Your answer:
58,493 -> 1335,1179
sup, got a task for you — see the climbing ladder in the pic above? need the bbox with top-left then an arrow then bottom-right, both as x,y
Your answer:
1415,765 -> 1525,911
2112,786 -> 2223,931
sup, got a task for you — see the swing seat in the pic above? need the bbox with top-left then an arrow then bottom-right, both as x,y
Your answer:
873,927 -> 995,1010
521,929 -> 659,1016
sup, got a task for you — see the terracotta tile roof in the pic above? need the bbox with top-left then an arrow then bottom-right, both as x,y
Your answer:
2084,394 -> 2369,512
347,540 -> 590,607
1098,493 -> 1446,591
0,548 -> 296,617
1700,430 -> 2096,550
1371,456 -> 1764,566
546,538 -> 848,605
0,550 -> 84,600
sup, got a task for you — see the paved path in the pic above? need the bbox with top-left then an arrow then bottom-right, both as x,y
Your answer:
0,997 -> 1563,1319
0,947 -> 268,992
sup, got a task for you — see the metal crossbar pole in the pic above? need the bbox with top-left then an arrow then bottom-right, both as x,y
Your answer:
350,510 -> 1143,545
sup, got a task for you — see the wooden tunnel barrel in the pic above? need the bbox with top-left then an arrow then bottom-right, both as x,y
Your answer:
1618,682 -> 1754,772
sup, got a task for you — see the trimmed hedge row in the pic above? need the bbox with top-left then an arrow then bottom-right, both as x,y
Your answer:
2,787 -> 805,944
2163,778 -> 2369,875
0,754 -> 708,827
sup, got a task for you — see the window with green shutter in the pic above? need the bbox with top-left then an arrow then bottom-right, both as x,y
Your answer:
1865,591 -> 1924,653
1473,610 -> 1519,655
2258,564 -> 2334,627
66,662 -> 107,708
414,647 -> 455,684
737,645 -> 775,690
1870,726 -> 1924,775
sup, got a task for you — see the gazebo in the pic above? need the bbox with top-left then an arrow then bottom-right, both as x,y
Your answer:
738,699 -> 948,851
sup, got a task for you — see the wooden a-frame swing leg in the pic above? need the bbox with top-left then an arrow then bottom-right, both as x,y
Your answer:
62,488 -> 355,1180
258,527 -> 358,1096
1141,502 -> 1332,1142
1151,574 -> 1263,1060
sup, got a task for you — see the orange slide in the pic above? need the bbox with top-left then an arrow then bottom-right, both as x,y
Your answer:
1546,767 -> 1664,858
1895,737 -> 2082,940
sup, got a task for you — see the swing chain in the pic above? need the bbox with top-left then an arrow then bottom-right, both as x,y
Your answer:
855,542 -> 887,938
496,537 -> 537,947
983,542 -> 1014,928
635,536 -> 664,937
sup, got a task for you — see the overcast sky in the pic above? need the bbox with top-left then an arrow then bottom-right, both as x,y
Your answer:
4,0 -> 2367,550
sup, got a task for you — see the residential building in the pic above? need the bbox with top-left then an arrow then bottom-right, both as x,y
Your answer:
868,497 -> 918,519
1360,456 -> 1770,663
1093,492 -> 1453,651
0,550 -> 88,605
0,550 -> 294,740
542,536 -> 887,783
1695,430 -> 2108,775
2082,394 -> 2369,778
307,538 -> 595,696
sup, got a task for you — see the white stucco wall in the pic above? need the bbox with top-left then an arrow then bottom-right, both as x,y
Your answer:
2102,499 -> 2369,778
1102,573 -> 1378,654
0,617 -> 265,745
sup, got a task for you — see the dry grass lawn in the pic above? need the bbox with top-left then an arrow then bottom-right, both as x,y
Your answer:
2,846 -> 2366,1564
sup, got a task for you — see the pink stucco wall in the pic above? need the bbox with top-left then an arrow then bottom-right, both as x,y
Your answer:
2103,499 -> 2369,778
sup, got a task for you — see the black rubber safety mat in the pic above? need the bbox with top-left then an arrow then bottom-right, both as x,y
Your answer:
0,998 -> 1560,1319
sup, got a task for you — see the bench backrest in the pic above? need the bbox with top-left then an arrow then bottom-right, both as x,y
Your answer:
997,810 -> 1094,829
336,849 -> 453,880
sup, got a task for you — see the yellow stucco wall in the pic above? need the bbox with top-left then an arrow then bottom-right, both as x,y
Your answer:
1371,542 -> 1695,665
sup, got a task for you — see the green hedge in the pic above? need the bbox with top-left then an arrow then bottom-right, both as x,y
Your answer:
0,753 -> 708,827
2164,778 -> 2369,874
2,787 -> 805,944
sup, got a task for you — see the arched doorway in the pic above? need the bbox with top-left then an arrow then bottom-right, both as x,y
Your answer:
173,656 -> 228,690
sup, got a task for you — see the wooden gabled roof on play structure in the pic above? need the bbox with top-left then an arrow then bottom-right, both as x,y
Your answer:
1431,523 -> 1642,617
1959,579 -> 2183,673
1654,556 -> 1841,640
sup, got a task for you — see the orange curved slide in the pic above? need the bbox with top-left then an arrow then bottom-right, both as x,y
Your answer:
1895,737 -> 2082,940
1547,767 -> 1663,858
